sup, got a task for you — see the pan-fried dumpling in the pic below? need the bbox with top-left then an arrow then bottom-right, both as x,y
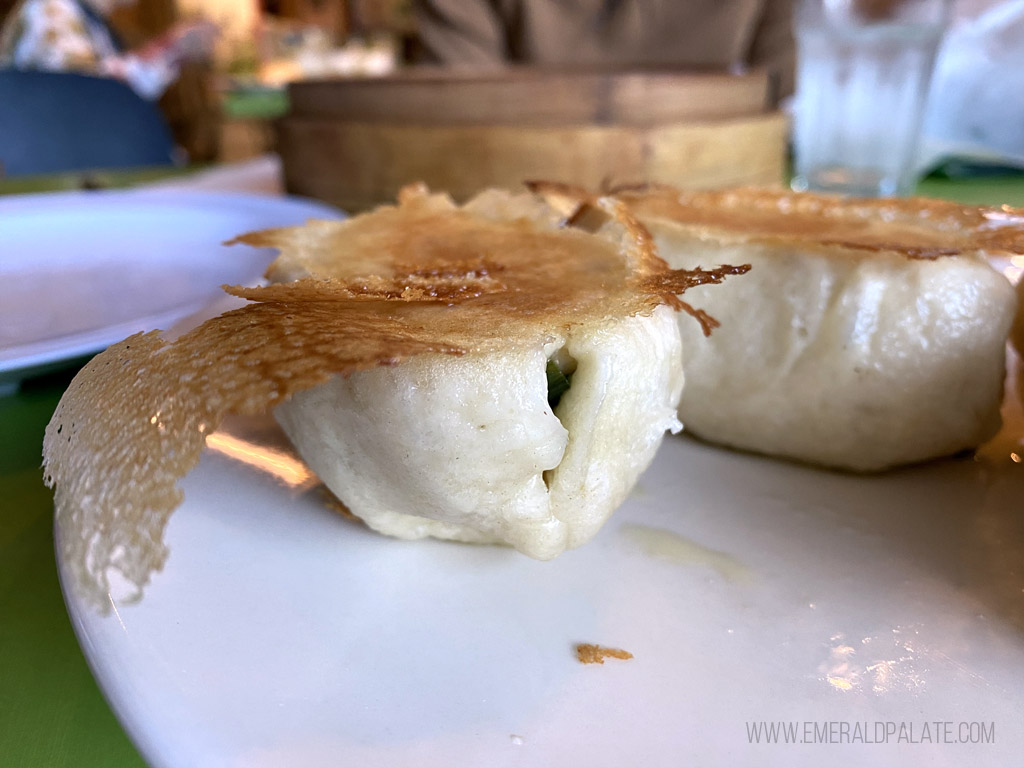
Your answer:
261,188 -> 737,559
615,186 -> 1021,472
43,185 -> 742,609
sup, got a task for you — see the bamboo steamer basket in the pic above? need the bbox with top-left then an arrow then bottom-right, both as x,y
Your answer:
277,69 -> 787,212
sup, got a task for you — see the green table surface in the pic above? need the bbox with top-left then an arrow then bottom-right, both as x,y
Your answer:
2,173 -> 1023,768
221,87 -> 289,121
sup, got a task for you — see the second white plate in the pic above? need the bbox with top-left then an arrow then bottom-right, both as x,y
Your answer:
0,190 -> 341,386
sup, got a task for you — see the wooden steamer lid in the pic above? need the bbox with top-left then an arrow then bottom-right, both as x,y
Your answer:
277,69 -> 787,212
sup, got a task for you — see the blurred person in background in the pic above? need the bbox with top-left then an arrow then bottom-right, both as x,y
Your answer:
0,0 -> 217,99
413,0 -> 795,98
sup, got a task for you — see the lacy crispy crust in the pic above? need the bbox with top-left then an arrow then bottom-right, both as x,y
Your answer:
43,185 -> 746,611
531,181 -> 1024,258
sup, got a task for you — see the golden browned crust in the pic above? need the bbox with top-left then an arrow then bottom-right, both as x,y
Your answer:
521,181 -> 749,334
43,185 -> 745,610
575,643 -> 634,664
535,182 -> 1024,258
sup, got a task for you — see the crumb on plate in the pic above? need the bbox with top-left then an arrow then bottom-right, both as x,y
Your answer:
575,643 -> 634,664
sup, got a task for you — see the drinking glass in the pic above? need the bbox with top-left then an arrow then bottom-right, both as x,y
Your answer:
791,0 -> 951,197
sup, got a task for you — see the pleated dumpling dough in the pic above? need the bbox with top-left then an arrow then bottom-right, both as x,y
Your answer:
43,185 -> 741,609
276,310 -> 682,559
617,187 -> 1021,472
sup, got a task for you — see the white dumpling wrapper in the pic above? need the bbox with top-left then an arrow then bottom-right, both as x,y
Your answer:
275,305 -> 683,558
652,229 -> 1016,471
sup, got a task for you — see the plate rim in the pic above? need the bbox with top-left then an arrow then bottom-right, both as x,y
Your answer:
0,189 -> 342,383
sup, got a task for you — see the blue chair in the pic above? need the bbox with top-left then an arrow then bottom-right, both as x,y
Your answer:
0,69 -> 177,177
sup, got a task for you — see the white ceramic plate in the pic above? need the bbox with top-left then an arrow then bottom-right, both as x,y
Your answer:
57,349 -> 1024,767
0,190 -> 341,387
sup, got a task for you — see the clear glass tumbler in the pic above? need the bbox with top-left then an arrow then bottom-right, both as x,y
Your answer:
791,0 -> 950,197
